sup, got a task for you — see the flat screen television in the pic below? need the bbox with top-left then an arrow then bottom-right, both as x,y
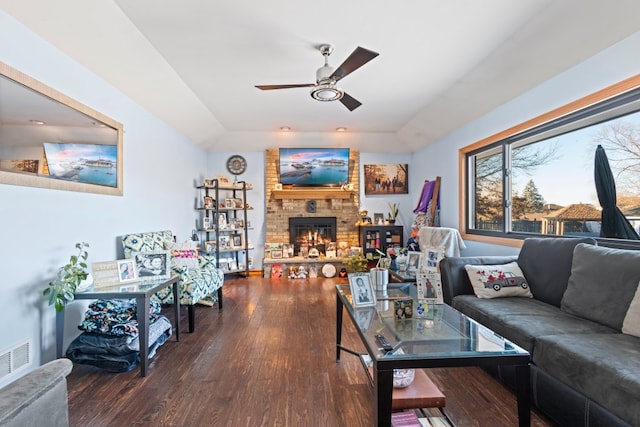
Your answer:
279,148 -> 350,187
42,142 -> 118,188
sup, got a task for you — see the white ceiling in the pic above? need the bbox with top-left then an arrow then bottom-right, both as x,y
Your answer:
2,0 -> 640,153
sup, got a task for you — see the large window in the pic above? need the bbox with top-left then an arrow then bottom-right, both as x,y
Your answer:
462,75 -> 640,246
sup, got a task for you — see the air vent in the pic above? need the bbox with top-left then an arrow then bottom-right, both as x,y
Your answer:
0,340 -> 32,381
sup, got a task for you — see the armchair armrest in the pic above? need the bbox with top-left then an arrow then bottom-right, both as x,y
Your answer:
440,256 -> 517,304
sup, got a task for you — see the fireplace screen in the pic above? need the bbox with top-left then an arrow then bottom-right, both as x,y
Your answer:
289,217 -> 337,256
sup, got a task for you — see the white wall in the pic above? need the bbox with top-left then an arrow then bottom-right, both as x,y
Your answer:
412,31 -> 640,257
0,12 -> 208,386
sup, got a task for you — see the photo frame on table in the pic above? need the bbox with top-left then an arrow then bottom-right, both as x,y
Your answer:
117,259 -> 138,283
348,273 -> 376,308
133,251 -> 171,281
423,246 -> 445,271
373,212 -> 384,225
407,251 -> 423,272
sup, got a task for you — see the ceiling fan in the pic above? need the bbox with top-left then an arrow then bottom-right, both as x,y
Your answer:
255,44 -> 379,111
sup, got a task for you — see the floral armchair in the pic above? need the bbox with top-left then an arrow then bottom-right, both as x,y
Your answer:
120,230 -> 224,332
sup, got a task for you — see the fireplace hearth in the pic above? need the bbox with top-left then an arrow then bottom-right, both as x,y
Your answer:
289,217 -> 337,256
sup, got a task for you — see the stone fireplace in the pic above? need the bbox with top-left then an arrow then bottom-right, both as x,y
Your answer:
264,148 -> 361,255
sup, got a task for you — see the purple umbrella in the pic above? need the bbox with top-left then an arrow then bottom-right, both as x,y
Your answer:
594,145 -> 639,239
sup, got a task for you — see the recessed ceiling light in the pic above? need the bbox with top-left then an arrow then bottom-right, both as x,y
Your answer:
280,126 -> 291,132
29,120 -> 45,125
336,127 -> 347,132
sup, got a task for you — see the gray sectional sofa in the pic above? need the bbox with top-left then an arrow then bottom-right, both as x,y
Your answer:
440,237 -> 640,427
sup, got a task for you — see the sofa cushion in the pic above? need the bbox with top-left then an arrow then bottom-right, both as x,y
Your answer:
464,262 -> 533,299
561,243 -> 640,330
533,333 -> 640,426
439,256 -> 517,304
121,230 -> 173,258
517,237 -> 596,307
623,282 -> 640,338
452,295 -> 616,352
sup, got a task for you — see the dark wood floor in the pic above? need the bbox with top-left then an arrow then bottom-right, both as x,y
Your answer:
66,277 -> 554,426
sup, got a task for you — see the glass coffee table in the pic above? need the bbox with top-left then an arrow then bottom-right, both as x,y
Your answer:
56,276 -> 180,377
336,283 -> 531,427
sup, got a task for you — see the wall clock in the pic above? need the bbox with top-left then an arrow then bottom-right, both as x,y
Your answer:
226,155 -> 247,175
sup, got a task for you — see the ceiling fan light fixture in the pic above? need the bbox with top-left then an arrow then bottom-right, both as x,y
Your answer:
310,84 -> 343,102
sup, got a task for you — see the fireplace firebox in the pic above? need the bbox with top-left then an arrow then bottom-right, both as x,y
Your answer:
289,217 -> 337,256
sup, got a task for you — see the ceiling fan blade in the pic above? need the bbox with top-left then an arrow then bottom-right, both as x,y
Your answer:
330,47 -> 379,82
340,92 -> 362,111
255,83 -> 315,90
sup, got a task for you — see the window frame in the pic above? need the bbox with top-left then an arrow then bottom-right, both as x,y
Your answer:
459,74 -> 640,249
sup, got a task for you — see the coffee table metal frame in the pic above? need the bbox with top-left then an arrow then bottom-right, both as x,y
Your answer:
336,283 -> 531,427
56,276 -> 181,377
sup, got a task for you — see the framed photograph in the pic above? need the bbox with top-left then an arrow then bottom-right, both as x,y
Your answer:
373,212 -> 384,225
117,259 -> 138,283
274,183 -> 283,190
217,175 -> 231,186
224,198 -> 234,209
417,270 -> 444,304
231,233 -> 243,248
407,251 -> 423,272
218,212 -> 227,228
219,235 -> 230,250
204,240 -> 216,253
363,164 -> 409,195
203,196 -> 215,209
424,246 -> 445,271
203,178 -> 214,187
233,198 -> 243,209
233,218 -> 244,229
133,251 -> 171,281
355,307 -> 376,331
271,249 -> 283,259
348,273 -> 376,307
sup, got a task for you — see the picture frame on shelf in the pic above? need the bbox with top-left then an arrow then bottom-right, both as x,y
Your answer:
217,175 -> 231,186
204,196 -> 215,209
231,233 -> 243,248
203,216 -> 211,230
224,198 -> 234,209
218,212 -> 227,228
117,259 -> 138,283
271,249 -> 283,259
219,235 -> 230,250
348,273 -> 376,308
233,198 -> 243,208
233,218 -> 244,229
204,241 -> 216,253
373,213 -> 384,225
203,178 -> 214,187
133,250 -> 171,281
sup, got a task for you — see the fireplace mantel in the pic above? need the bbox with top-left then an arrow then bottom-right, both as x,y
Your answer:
271,189 -> 355,200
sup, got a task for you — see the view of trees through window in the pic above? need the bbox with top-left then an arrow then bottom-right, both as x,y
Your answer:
469,93 -> 640,240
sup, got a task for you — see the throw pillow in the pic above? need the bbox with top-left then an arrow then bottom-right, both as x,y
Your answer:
622,282 -> 640,338
165,240 -> 199,269
561,243 -> 640,331
464,262 -> 533,299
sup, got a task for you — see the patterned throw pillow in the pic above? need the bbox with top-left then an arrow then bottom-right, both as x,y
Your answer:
464,262 -> 533,299
165,240 -> 199,269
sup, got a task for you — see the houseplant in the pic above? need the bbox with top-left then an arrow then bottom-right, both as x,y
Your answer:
387,203 -> 399,224
344,252 -> 368,273
43,242 -> 89,312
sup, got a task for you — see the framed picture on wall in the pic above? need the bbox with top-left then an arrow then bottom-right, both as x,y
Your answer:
363,164 -> 409,195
